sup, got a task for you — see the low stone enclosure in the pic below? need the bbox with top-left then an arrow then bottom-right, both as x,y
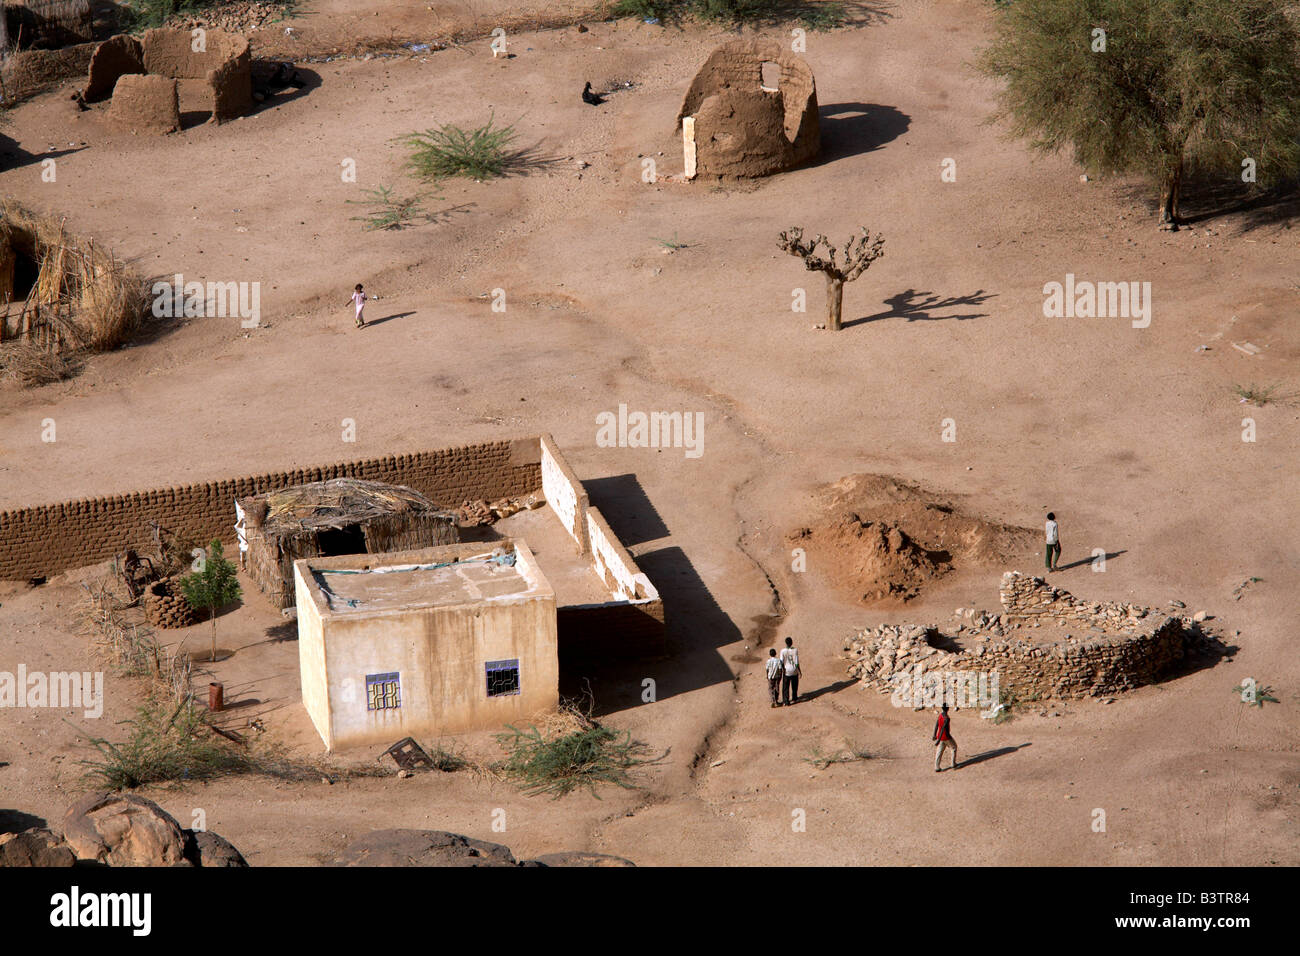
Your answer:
845,572 -> 1225,702
0,435 -> 665,660
82,27 -> 253,131
677,38 -> 820,180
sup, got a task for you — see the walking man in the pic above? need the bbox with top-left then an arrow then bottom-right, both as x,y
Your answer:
1045,511 -> 1061,572
779,636 -> 801,706
765,648 -> 783,707
934,703 -> 958,772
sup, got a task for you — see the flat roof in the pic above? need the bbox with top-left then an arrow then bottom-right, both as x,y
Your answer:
297,541 -> 551,616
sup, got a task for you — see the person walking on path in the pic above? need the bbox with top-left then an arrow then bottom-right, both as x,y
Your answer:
1044,511 -> 1061,572
779,636 -> 802,706
934,703 -> 958,771
765,648 -> 783,707
349,283 -> 369,328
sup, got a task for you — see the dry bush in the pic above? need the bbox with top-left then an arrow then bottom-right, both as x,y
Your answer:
0,340 -> 78,385
0,198 -> 148,363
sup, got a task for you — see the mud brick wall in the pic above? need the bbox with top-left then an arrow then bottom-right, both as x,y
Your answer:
0,438 -> 542,581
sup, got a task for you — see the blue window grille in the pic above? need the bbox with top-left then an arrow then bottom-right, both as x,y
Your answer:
366,672 -> 401,711
485,659 -> 520,698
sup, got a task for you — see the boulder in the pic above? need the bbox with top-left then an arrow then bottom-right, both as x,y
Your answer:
336,829 -> 516,867
0,828 -> 77,867
83,34 -> 144,103
525,851 -> 636,867
106,74 -> 180,135
182,828 -> 249,867
61,793 -> 188,866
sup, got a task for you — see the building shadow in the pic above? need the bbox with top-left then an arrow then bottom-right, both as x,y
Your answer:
844,288 -> 995,327
813,102 -> 910,166
582,473 -> 670,546
958,743 -> 1031,768
1051,550 -> 1127,572
561,544 -> 738,716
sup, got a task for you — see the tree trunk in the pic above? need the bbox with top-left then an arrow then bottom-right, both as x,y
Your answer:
210,609 -> 217,663
825,273 -> 844,331
1158,158 -> 1183,228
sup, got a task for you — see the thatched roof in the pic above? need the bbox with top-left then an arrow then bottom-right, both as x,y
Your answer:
243,478 -> 455,540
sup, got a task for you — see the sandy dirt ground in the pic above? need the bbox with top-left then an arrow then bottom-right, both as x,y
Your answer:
0,0 -> 1297,866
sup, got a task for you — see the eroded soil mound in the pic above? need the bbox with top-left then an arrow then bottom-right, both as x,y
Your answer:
788,474 -> 1036,605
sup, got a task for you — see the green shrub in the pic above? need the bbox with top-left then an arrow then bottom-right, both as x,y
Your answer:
493,719 -> 665,798
401,116 -> 522,181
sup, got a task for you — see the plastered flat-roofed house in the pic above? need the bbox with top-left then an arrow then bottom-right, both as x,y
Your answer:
294,540 -> 558,751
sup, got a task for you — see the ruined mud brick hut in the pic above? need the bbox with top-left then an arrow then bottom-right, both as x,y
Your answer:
1,0 -> 92,52
676,38 -> 820,180
239,478 -> 460,610
82,27 -> 252,126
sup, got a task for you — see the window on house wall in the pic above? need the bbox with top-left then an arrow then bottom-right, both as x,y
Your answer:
366,672 -> 401,710
485,659 -> 520,698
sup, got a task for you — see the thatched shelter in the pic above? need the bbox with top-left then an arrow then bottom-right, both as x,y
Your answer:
239,478 -> 461,610
0,199 -> 145,356
3,0 -> 93,51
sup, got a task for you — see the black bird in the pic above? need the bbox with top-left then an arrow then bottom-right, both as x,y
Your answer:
582,82 -> 604,106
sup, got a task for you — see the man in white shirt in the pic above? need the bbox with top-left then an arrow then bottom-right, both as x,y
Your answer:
764,649 -> 783,708
1045,511 -> 1061,572
779,636 -> 801,705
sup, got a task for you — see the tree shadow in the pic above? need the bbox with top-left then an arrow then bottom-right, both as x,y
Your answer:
957,743 -> 1031,769
1121,174 -> 1300,232
813,102 -> 910,166
844,288 -> 995,327
583,473 -> 670,547
1053,549 -> 1127,572
560,545 -> 738,716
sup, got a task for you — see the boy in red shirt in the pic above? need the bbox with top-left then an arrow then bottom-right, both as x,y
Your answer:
934,704 -> 958,772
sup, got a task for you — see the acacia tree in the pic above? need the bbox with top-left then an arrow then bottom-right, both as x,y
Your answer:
778,226 -> 886,331
979,0 -> 1300,226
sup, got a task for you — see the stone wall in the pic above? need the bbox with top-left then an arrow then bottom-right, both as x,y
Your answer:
844,572 -> 1193,701
0,438 -> 542,581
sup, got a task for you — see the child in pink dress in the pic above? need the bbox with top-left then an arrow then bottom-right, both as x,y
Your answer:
349,284 -> 368,328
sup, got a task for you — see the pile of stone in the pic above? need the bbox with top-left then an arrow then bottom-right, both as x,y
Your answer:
843,572 -> 1209,701
457,492 -> 544,527
167,0 -> 286,35
0,793 -> 247,867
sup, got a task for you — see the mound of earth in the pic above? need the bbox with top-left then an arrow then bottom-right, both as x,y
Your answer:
788,474 -> 1036,606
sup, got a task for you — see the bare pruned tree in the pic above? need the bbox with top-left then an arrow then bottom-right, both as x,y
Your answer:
778,226 -> 886,331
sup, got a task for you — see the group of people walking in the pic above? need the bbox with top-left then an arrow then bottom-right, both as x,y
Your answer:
765,637 -> 802,706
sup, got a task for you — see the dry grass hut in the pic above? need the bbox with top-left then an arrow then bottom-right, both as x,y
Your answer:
239,478 -> 461,610
3,0 -> 93,51
0,199 -> 146,382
